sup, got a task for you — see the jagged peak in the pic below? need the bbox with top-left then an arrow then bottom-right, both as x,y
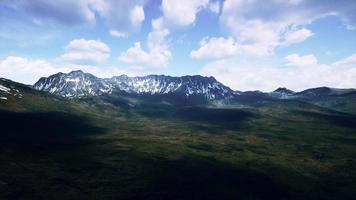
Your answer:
111,74 -> 219,82
68,70 -> 84,74
208,76 -> 217,81
273,87 -> 295,94
47,71 -> 64,77
180,74 -> 212,80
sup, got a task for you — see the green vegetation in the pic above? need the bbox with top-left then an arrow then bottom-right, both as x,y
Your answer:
0,80 -> 355,199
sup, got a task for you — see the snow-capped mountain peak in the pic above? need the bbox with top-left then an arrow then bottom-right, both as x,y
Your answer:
34,71 -> 112,98
34,71 -> 234,100
273,88 -> 295,94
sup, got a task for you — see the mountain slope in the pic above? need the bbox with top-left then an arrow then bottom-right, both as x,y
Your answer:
229,87 -> 356,114
275,87 -> 356,114
0,78 -> 24,101
0,78 -> 67,112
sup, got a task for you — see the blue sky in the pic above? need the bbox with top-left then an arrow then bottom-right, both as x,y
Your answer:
0,0 -> 355,91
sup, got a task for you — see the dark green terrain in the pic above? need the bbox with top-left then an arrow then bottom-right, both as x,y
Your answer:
0,78 -> 355,199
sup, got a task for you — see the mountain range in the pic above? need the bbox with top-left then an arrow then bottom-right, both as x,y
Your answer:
34,70 -> 356,98
31,70 -> 356,113
33,70 -> 233,100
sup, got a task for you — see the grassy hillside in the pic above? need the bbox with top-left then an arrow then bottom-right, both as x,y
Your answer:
0,80 -> 355,199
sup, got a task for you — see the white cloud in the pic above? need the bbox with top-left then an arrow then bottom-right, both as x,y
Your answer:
285,54 -> 318,66
118,0 -> 211,69
201,53 -> 356,92
109,30 -> 127,38
0,56 -> 72,84
190,37 -> 239,59
209,1 -> 220,14
88,0 -> 146,34
118,42 -> 158,67
220,0 -> 356,56
0,56 -> 141,84
192,29 -> 312,59
118,28 -> 171,68
130,5 -> 145,27
86,0 -> 145,34
59,39 -> 111,64
283,28 -> 314,45
333,54 -> 356,67
159,0 -> 209,28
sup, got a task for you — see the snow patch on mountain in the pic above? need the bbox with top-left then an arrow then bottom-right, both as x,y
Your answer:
0,83 -> 23,100
0,84 -> 10,100
0,84 -> 11,93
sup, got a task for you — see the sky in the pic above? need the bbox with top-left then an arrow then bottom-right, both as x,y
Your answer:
0,0 -> 355,92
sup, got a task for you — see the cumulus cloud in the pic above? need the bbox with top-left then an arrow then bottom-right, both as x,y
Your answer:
0,56 -> 72,84
190,37 -> 239,59
158,0 -> 210,29
59,39 -> 111,64
119,0 -> 213,69
220,0 -> 356,56
0,0 -> 145,35
118,28 -> 171,68
201,53 -> 356,92
191,29 -> 313,59
109,30 -> 128,38
130,5 -> 145,27
93,0 -> 145,34
283,28 -> 314,46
